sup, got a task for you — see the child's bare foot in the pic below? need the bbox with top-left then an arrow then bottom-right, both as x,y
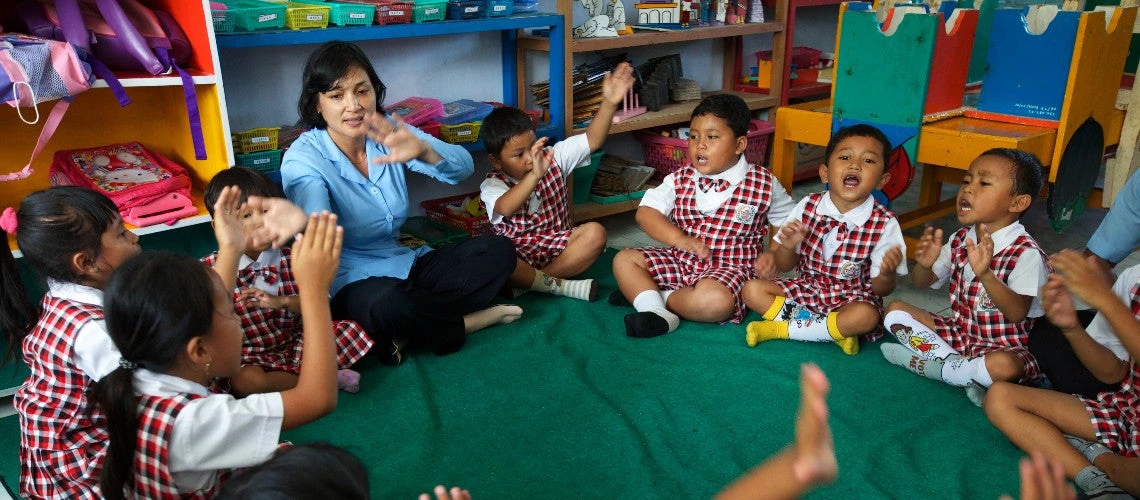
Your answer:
792,363 -> 837,486
463,305 -> 523,333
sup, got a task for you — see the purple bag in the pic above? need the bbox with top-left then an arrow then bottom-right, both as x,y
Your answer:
19,0 -> 206,160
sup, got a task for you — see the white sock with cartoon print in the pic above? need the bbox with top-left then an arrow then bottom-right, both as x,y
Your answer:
883,310 -> 957,360
939,355 -> 995,387
532,270 -> 597,301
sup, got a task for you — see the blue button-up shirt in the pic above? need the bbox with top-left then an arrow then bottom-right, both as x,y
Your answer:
280,126 -> 474,295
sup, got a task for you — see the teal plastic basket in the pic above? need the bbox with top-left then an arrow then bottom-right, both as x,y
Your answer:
303,0 -> 375,25
235,150 -> 284,172
222,1 -> 288,31
212,9 -> 235,32
487,0 -> 513,17
413,0 -> 447,21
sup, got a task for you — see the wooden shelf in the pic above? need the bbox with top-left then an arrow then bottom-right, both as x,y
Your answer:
91,71 -> 217,89
572,199 -> 643,221
519,21 -> 784,52
569,91 -> 779,136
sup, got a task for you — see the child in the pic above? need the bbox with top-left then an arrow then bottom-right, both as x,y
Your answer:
217,443 -> 370,499
479,62 -> 636,301
984,249 -> 1140,497
90,211 -> 343,498
612,94 -> 796,338
881,148 -> 1049,403
202,168 -> 373,394
0,187 -> 141,499
742,124 -> 906,356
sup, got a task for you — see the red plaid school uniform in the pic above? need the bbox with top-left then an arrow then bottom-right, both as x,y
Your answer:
203,249 -> 373,374
928,227 -> 1046,383
15,296 -> 108,500
131,394 -> 229,498
487,163 -> 572,269
1079,283 -> 1140,456
638,164 -> 777,323
773,193 -> 893,341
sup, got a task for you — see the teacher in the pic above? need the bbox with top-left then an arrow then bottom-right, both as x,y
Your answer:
280,41 -> 520,366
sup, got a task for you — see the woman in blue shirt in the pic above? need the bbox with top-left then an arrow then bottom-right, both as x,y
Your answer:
281,42 -> 520,365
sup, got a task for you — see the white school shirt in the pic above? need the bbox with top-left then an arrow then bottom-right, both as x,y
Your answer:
1082,263 -> 1140,361
480,134 -> 593,224
930,222 -> 1048,318
772,193 -> 909,278
132,369 -> 284,492
47,280 -> 120,381
640,155 -> 796,221
239,248 -> 284,295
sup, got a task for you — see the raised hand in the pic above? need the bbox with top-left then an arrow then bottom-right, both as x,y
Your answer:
676,235 -> 711,261
368,113 -> 431,165
291,212 -> 343,295
245,196 -> 307,249
879,245 -> 904,275
777,219 -> 809,251
1050,249 -> 1116,310
792,363 -> 837,486
419,485 -> 471,500
212,186 -> 248,255
527,136 -> 552,180
754,252 -> 777,278
601,62 -> 636,106
1040,275 -> 1079,331
914,226 -> 943,269
965,223 -> 995,278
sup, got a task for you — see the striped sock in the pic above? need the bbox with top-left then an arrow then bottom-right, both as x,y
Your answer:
532,271 -> 597,301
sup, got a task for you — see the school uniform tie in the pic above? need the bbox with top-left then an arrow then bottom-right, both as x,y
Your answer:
249,265 -> 278,286
698,177 -> 730,193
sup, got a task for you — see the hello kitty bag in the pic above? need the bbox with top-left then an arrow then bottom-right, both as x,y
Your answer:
49,142 -> 198,227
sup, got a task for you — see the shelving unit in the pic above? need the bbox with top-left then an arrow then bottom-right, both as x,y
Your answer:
517,0 -> 789,220
215,15 -> 567,138
736,0 -> 842,104
1,0 -> 235,254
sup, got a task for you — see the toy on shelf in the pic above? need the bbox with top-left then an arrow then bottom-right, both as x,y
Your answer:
612,84 -> 648,123
575,0 -> 629,38
743,46 -> 832,90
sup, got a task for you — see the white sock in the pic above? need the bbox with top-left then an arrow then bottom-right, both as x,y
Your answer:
660,289 -> 675,304
941,355 -> 994,387
1074,466 -> 1125,497
633,290 -> 680,332
788,314 -> 835,342
532,271 -> 596,301
884,310 -> 958,360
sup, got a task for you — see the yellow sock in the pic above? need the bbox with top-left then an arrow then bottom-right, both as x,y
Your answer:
746,321 -> 789,347
826,312 -> 859,356
761,296 -> 786,321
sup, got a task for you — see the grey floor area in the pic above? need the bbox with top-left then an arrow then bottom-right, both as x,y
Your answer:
596,164 -> 1140,315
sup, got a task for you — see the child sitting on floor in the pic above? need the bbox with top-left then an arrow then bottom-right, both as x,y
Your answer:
742,124 -> 906,356
479,62 -> 635,301
881,148 -> 1049,405
611,93 -> 795,338
984,249 -> 1140,498
90,212 -> 342,498
203,169 -> 373,394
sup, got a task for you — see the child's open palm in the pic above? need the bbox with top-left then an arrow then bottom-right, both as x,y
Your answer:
792,363 -> 837,486
213,186 -> 248,255
914,226 -> 942,268
1049,250 -> 1116,310
601,62 -> 636,106
246,196 -> 308,249
291,212 -> 343,294
778,220 -> 808,251
965,224 -> 995,277
527,136 -> 552,180
879,245 -> 904,275
1040,275 -> 1079,330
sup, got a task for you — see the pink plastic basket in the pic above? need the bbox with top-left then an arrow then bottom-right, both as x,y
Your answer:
639,119 -> 774,180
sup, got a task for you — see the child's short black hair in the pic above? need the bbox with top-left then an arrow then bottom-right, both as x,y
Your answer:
216,443 -> 369,500
825,124 -> 892,163
979,148 -> 1045,202
481,107 -> 536,157
204,167 -> 282,217
691,94 -> 751,138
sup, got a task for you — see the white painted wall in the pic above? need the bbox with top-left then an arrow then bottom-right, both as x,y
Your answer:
217,2 -> 838,215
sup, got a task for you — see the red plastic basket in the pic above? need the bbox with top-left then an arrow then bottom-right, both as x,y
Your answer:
338,0 -> 413,23
421,192 -> 491,236
639,119 -> 774,180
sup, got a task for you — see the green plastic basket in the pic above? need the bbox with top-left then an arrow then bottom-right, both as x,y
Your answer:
413,0 -> 446,22
401,216 -> 469,247
222,1 -> 287,31
302,0 -> 375,25
235,150 -> 284,172
212,9 -> 235,32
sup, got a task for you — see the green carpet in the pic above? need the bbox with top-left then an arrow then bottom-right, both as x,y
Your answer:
0,247 -> 1026,498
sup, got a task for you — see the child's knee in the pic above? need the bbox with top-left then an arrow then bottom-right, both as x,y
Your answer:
613,248 -> 642,268
884,300 -> 910,314
985,352 -> 1026,382
690,285 -> 736,318
981,381 -> 1017,418
579,222 -> 607,252
839,302 -> 880,334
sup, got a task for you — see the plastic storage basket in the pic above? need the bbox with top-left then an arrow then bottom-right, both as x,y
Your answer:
421,193 -> 491,236
487,0 -> 513,16
413,0 -> 447,21
235,149 -> 284,172
233,127 -> 280,153
271,1 -> 331,29
376,1 -> 414,25
211,7 -> 235,32
401,216 -> 469,247
221,1 -> 287,31
446,0 -> 486,19
440,122 -> 481,143
639,119 -> 775,179
297,0 -> 373,25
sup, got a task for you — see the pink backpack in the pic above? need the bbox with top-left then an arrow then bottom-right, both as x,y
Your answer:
49,142 -> 198,227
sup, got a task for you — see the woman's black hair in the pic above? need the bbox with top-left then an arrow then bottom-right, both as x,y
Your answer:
297,41 -> 387,130
91,252 -> 219,500
1,187 -> 119,363
216,443 -> 370,500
